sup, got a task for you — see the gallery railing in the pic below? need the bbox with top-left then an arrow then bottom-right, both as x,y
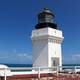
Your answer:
0,66 -> 80,80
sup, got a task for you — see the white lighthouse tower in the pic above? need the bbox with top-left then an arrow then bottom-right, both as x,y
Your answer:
31,8 -> 64,68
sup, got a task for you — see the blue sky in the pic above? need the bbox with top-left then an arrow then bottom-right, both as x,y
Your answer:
0,0 -> 80,64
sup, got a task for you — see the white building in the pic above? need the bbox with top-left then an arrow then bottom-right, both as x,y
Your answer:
31,8 -> 64,68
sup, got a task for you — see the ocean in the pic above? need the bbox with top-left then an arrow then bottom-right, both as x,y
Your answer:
3,64 -> 32,67
2,64 -> 80,67
1,64 -> 80,72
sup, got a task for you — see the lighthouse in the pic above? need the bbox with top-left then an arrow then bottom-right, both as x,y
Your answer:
31,8 -> 64,68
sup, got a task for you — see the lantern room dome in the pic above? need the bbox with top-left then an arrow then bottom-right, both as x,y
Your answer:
35,8 -> 57,29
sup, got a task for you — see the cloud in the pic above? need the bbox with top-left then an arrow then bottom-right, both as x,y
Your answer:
0,56 -> 9,59
0,53 -> 32,64
63,53 -> 80,64
12,49 -> 32,60
17,53 -> 32,60
72,54 -> 80,60
12,53 -> 32,63
13,49 -> 17,53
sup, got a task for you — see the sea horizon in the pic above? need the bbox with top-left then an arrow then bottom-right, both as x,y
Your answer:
0,63 -> 80,67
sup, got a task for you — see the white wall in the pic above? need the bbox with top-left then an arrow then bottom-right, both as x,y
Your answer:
32,39 -> 48,67
48,42 -> 62,67
31,27 -> 63,68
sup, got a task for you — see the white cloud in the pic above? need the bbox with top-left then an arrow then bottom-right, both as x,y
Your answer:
0,53 -> 32,63
0,56 -> 9,59
72,54 -> 80,60
13,49 -> 17,53
17,53 -> 32,60
12,49 -> 32,60
0,53 -> 32,60
12,53 -> 32,63
62,53 -> 80,64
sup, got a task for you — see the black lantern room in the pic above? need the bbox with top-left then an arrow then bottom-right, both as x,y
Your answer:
35,8 -> 57,29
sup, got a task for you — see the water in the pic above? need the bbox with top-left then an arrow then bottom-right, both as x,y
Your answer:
1,63 -> 80,72
3,64 -> 32,67
63,64 -> 80,66
1,63 -> 80,67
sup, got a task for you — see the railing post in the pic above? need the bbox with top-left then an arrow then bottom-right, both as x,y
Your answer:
56,66 -> 58,75
4,68 -> 7,80
38,67 -> 40,80
74,66 -> 76,74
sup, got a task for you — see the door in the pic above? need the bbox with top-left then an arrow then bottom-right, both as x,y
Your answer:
51,57 -> 59,67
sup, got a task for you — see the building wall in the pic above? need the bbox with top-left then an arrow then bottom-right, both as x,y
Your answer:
32,39 -> 48,67
48,41 -> 62,67
31,27 -> 63,68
